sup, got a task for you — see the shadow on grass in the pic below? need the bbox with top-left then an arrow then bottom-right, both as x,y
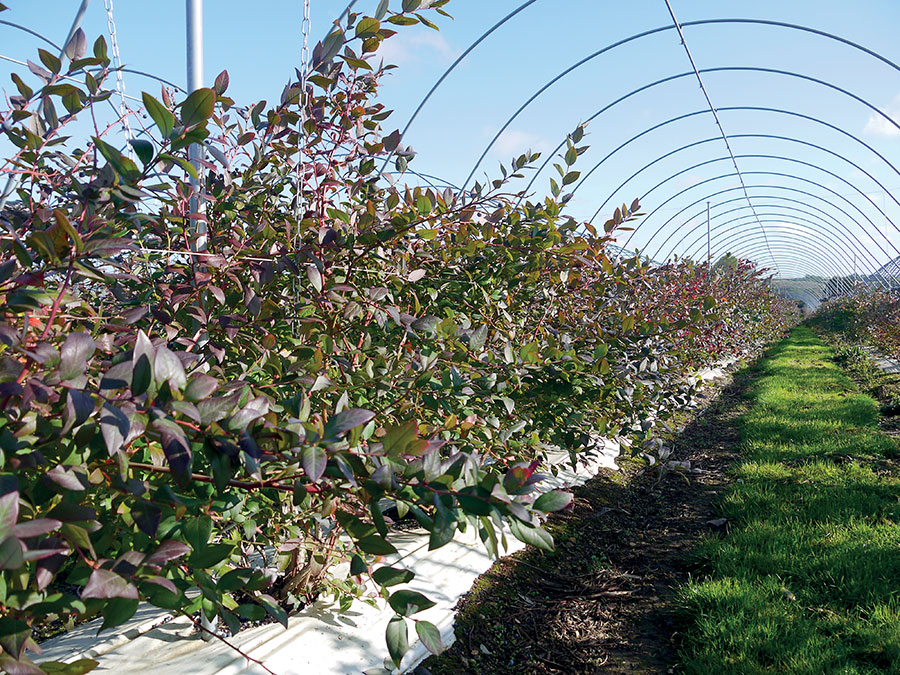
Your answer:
677,326 -> 900,674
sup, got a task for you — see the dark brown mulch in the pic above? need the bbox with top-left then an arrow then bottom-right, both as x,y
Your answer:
420,362 -> 757,675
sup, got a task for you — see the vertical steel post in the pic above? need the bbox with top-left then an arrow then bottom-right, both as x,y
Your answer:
186,0 -> 206,251
186,0 -> 213,641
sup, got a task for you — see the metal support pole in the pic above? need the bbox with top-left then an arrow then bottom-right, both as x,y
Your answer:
64,0 -> 92,56
186,0 -> 206,252
186,0 -> 211,637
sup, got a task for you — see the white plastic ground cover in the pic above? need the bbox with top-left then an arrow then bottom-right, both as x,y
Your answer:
37,355 -> 740,675
863,346 -> 900,375
37,439 -> 622,675
695,354 -> 741,382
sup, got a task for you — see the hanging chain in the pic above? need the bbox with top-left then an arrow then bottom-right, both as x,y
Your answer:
293,0 -> 312,334
103,0 -> 134,150
297,0 -> 311,222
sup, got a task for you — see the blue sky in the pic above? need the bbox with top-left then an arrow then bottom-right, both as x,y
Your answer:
4,1 -> 900,279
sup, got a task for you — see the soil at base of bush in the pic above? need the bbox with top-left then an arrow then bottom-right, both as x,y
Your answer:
420,363 -> 756,674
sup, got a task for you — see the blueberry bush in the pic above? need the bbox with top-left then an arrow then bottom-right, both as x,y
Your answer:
0,2 -> 797,672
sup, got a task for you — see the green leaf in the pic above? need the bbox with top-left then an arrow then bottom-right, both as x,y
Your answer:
181,88 -> 216,128
94,138 -> 140,179
38,48 -> 61,74
382,420 -> 418,456
259,594 -> 287,628
468,325 -> 488,352
100,403 -> 130,457
131,500 -> 161,537
349,554 -> 367,577
130,139 -> 154,166
0,491 -> 18,541
154,345 -> 187,391
99,597 -> 139,631
388,589 -> 435,616
93,36 -> 108,60
402,0 -> 422,10
39,659 -> 100,674
372,566 -> 415,587
59,332 -> 95,381
236,603 -> 266,621
356,535 -> 397,556
533,490 -> 573,513
306,264 -> 323,293
142,93 -> 175,138
355,17 -> 381,38
385,615 -> 408,667
188,543 -> 233,568
82,569 -> 139,600
63,28 -> 87,61
323,408 -> 376,439
0,537 -> 24,570
218,569 -> 267,593
184,374 -> 218,402
0,618 -> 30,661
10,73 -> 32,99
509,519 -> 554,552
415,619 -> 444,655
301,446 -> 327,481
456,492 -> 492,517
428,498 -> 455,551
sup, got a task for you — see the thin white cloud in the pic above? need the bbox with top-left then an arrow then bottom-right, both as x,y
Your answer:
864,94 -> 900,137
375,30 -> 458,68
671,173 -> 704,190
492,129 -> 552,159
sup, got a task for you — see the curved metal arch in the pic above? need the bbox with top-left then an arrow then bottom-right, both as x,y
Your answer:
632,150 -> 900,256
375,0 -> 541,179
677,206 -> 886,280
516,64 -> 900,211
705,238 -> 845,281
695,221 -> 857,274
119,68 -> 186,94
657,188 -> 891,267
729,251 -> 836,285
0,19 -> 62,51
625,170 -> 900,264
714,247 -> 843,288
587,105 -> 900,217
657,196 -> 879,271
680,210 -> 880,277
464,18 -> 900,192
735,256 -> 838,284
704,231 -> 856,278
711,244 -> 840,281
731,252 -> 834,278
691,219 -> 867,275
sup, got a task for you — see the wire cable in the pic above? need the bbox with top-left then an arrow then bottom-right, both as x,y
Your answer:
662,0 -> 779,275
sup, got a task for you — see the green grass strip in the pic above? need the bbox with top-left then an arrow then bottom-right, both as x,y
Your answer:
678,326 -> 900,674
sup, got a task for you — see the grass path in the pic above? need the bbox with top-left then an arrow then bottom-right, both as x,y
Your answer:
677,326 -> 900,673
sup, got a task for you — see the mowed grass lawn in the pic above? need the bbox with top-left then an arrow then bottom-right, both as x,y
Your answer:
678,326 -> 900,674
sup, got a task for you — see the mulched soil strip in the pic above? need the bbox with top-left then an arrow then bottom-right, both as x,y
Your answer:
421,361 -> 758,675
